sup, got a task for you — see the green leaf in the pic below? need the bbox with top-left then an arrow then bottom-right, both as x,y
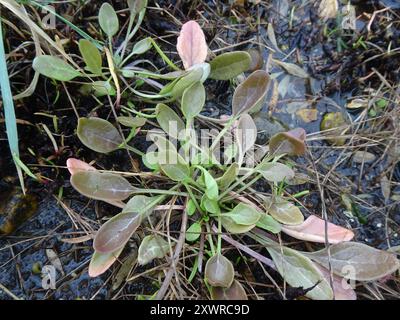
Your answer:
181,81 -> 205,121
77,117 -> 123,153
117,116 -> 146,128
257,162 -> 295,183
0,20 -> 23,190
216,163 -> 239,190
32,56 -> 81,81
186,222 -> 201,242
131,37 -> 152,55
155,104 -> 185,139
91,81 -> 116,96
306,242 -> 400,281
80,81 -> 115,97
221,216 -> 256,234
201,194 -> 220,214
205,254 -> 234,288
99,2 -> 119,38
256,214 -> 282,234
79,39 -> 102,75
70,171 -> 134,201
223,203 -> 261,226
187,199 -> 196,216
171,67 -> 203,98
142,151 -> 160,171
197,166 -> 218,200
266,197 -> 304,225
210,280 -> 248,300
128,0 -> 148,13
88,247 -> 124,277
232,70 -> 270,115
138,235 -> 170,265
267,246 -> 333,300
158,150 -> 191,182
209,51 -> 252,80
122,195 -> 159,215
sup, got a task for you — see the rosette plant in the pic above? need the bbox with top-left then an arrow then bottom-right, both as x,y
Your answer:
67,66 -> 399,299
62,4 -> 400,300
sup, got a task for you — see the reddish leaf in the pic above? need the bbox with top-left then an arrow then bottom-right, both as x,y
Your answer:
67,158 -> 125,208
282,215 -> 354,244
66,158 -> 95,175
315,264 -> 357,300
176,21 -> 208,70
269,128 -> 306,156
88,247 -> 123,277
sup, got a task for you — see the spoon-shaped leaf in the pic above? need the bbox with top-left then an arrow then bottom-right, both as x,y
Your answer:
66,158 -> 96,175
205,254 -> 235,288
197,166 -> 218,200
209,51 -> 252,80
269,128 -> 306,156
267,246 -> 333,300
181,81 -> 205,121
88,81 -> 116,97
117,116 -> 146,128
210,280 -> 248,300
158,150 -> 191,182
88,247 -> 123,277
77,117 -> 123,153
155,104 -> 185,139
232,70 -> 270,115
266,197 -> 304,225
138,235 -> 170,265
221,216 -> 256,234
256,214 -> 282,234
78,39 -> 102,75
171,67 -> 204,98
201,194 -> 220,214
176,20 -> 208,70
131,37 -> 152,55
281,215 -> 354,244
223,203 -> 261,226
94,211 -> 141,253
257,162 -> 295,183
186,222 -> 202,242
32,56 -> 81,81
94,195 -> 158,253
70,171 -> 134,201
128,0 -> 147,13
306,242 -> 400,281
99,2 -> 119,38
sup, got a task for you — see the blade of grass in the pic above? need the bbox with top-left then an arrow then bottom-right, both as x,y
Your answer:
0,20 -> 25,191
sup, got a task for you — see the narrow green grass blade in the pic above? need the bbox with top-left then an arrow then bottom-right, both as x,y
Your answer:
0,20 -> 24,190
